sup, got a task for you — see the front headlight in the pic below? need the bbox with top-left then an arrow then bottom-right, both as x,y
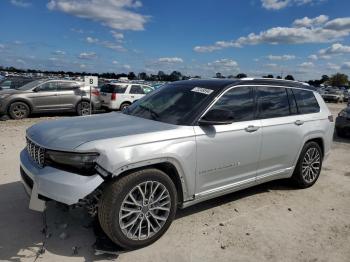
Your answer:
45,150 -> 99,175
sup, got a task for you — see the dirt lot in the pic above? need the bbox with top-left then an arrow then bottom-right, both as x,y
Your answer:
0,104 -> 349,262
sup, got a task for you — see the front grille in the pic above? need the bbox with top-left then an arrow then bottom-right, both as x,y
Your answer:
26,137 -> 45,167
20,167 -> 33,189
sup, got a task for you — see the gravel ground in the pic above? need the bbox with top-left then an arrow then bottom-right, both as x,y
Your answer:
0,103 -> 349,262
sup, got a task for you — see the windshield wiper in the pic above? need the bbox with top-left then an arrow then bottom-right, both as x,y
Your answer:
139,104 -> 160,120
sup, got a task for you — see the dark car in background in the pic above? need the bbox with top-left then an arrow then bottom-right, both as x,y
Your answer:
0,79 -> 101,119
0,77 -> 36,91
335,107 -> 350,137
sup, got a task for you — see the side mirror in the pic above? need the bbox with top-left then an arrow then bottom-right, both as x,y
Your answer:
198,108 -> 234,125
33,87 -> 39,92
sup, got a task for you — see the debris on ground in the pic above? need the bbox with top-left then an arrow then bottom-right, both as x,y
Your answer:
234,208 -> 239,213
288,208 -> 292,212
220,244 -> 226,249
219,223 -> 224,226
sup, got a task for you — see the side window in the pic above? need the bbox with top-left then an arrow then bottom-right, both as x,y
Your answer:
38,82 -> 57,92
113,85 -> 128,93
0,80 -> 12,89
58,82 -> 78,91
130,85 -> 145,94
211,86 -> 255,122
286,88 -> 298,115
257,86 -> 290,119
292,89 -> 320,114
100,84 -> 111,93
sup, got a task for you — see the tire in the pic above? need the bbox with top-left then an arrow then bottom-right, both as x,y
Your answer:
8,102 -> 30,119
291,141 -> 323,188
76,101 -> 92,116
119,102 -> 131,111
98,168 -> 177,250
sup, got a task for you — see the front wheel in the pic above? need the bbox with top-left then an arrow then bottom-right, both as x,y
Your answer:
291,142 -> 323,188
98,169 -> 177,250
8,102 -> 30,119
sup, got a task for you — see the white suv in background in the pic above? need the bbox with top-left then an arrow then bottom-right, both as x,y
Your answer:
99,83 -> 154,111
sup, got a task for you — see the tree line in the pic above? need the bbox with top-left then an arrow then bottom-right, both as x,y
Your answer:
0,65 -> 349,87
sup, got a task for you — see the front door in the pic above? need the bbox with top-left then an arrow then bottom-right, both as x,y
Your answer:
194,86 -> 262,195
29,81 -> 61,111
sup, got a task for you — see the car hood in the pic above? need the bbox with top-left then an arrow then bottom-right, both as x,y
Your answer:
26,113 -> 181,150
0,89 -> 21,94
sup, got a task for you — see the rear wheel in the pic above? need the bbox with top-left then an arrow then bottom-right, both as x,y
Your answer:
98,169 -> 177,250
8,102 -> 30,119
120,102 -> 131,111
291,142 -> 323,188
76,101 -> 91,116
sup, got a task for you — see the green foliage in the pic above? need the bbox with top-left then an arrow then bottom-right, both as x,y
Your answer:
327,73 -> 349,87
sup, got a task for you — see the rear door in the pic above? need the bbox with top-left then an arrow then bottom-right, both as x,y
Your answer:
256,86 -> 304,181
57,81 -> 81,110
129,85 -> 145,102
29,81 -> 61,111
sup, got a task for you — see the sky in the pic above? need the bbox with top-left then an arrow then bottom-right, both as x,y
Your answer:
1,0 -> 350,80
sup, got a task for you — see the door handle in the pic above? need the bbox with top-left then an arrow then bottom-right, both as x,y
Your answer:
131,96 -> 135,98
245,125 -> 260,133
294,120 -> 304,126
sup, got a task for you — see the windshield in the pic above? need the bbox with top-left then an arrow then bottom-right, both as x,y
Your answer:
17,79 -> 45,90
123,83 -> 217,125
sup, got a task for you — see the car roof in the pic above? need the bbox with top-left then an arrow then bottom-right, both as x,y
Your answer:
172,78 -> 311,92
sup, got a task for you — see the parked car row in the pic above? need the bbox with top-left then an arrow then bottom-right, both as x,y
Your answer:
317,87 -> 349,103
99,83 -> 154,111
0,79 -> 101,119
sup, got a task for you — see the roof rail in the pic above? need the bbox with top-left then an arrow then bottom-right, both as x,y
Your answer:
240,77 -> 309,85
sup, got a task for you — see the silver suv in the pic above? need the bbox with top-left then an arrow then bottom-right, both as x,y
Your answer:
20,79 -> 334,250
0,79 -> 101,119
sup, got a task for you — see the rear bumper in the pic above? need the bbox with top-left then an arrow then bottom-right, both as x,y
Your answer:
20,149 -> 104,212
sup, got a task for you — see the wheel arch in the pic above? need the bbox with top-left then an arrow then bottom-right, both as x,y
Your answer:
7,98 -> 33,114
305,137 -> 324,157
75,98 -> 93,110
108,159 -> 188,205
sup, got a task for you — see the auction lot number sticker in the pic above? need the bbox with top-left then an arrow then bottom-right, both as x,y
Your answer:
191,87 -> 214,95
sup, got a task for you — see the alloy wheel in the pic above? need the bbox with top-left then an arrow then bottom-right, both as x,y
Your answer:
301,147 -> 321,183
12,104 -> 27,118
119,181 -> 171,241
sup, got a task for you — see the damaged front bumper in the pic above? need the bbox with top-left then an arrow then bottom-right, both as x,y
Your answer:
20,149 -> 104,212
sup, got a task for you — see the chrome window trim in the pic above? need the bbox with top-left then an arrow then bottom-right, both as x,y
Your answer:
197,84 -> 318,122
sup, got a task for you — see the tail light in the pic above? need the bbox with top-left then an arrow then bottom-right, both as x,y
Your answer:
328,115 -> 334,122
92,89 -> 100,96
111,93 -> 117,100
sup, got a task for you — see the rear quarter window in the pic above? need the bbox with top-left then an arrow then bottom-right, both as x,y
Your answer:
292,89 -> 320,114
100,84 -> 127,93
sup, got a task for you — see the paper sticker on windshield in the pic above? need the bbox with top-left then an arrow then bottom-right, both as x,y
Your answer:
191,87 -> 214,95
